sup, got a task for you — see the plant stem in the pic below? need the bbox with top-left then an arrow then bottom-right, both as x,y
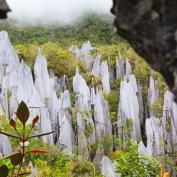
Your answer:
16,124 -> 26,177
16,163 -> 22,177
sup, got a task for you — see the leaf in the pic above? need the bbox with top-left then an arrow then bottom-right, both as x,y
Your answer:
16,101 -> 29,124
27,131 -> 55,139
9,119 -> 16,129
32,116 -> 39,126
0,131 -> 19,139
0,165 -> 9,177
1,152 -> 24,166
1,152 -> 19,160
27,149 -> 49,153
10,152 -> 24,166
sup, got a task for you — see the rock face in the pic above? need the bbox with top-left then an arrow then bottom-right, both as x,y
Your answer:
0,134 -> 12,156
118,60 -> 141,142
101,156 -> 120,177
0,0 -> 10,19
111,0 -> 177,99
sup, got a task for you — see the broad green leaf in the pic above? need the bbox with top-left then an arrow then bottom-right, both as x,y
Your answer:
0,165 -> 9,177
16,101 -> 29,124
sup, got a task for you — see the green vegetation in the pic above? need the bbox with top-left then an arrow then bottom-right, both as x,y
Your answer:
15,42 -> 88,78
150,98 -> 164,118
104,91 -> 119,123
0,102 -> 102,177
91,135 -> 119,154
0,101 -> 54,176
0,13 -> 120,46
33,153 -> 101,177
109,141 -> 161,177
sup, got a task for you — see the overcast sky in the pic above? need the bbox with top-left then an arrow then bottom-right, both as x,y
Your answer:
6,0 -> 112,24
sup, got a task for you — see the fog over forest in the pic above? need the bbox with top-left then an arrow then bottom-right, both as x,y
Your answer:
6,0 -> 112,24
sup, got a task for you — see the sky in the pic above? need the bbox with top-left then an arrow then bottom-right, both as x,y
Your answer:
6,0 -> 112,24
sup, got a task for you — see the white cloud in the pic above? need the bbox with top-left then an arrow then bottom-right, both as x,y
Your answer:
6,0 -> 112,24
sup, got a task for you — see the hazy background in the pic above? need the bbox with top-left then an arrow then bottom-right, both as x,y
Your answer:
6,0 -> 112,24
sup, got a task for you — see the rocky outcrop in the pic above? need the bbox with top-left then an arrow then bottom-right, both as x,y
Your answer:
111,0 -> 177,99
0,0 -> 10,19
2,31 -> 177,175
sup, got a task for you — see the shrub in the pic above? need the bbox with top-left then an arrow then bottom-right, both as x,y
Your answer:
115,141 -> 161,177
150,98 -> 164,118
104,91 -> 119,123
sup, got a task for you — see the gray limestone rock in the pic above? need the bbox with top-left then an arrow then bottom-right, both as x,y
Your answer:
111,0 -> 177,99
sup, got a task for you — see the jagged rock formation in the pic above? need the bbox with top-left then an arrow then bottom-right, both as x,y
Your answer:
0,0 -> 10,19
118,60 -> 141,142
101,156 -> 120,177
0,134 -> 12,156
1,31 -> 177,175
111,0 -> 177,99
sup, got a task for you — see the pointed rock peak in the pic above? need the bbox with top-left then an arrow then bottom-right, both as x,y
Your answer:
36,48 -> 46,61
101,60 -> 108,66
82,41 -> 92,50
149,76 -> 156,91
125,59 -> 132,78
20,60 -> 31,70
163,90 -> 174,110
101,156 -> 120,177
28,86 -> 45,108
96,54 -> 102,59
35,48 -> 48,69
0,31 -> 19,64
149,75 -> 155,84
0,31 -> 8,39
37,48 -> 42,57
148,76 -> 157,106
138,141 -> 147,155
20,60 -> 25,65
118,51 -> 122,60
164,90 -> 173,99
94,54 -> 101,63
75,67 -> 80,74
92,54 -> 101,76
81,41 -> 97,54
86,41 -> 91,46
36,48 -> 47,62
0,31 -> 14,52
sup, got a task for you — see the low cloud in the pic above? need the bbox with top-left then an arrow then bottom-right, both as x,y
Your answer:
6,0 -> 112,24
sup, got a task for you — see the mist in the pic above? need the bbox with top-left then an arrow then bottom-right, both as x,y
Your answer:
6,0 -> 112,24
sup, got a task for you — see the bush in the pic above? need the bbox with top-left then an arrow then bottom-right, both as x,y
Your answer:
150,98 -> 164,118
15,42 -> 87,80
104,91 -> 119,123
115,141 -> 161,177
134,61 -> 150,82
